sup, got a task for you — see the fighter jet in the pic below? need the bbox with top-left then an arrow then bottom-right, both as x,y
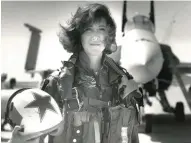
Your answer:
111,0 -> 191,133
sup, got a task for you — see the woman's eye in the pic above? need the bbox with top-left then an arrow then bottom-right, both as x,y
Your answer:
84,28 -> 91,32
99,28 -> 106,31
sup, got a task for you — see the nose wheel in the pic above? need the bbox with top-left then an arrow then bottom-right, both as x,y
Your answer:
174,102 -> 185,122
145,114 -> 153,133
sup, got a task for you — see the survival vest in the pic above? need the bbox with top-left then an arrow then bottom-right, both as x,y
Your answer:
41,53 -> 142,143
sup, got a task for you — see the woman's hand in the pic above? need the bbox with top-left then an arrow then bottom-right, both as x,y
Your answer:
8,126 -> 25,143
118,75 -> 139,99
8,126 -> 40,143
118,75 -> 143,108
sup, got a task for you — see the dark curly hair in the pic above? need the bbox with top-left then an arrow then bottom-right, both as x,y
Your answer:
58,3 -> 116,54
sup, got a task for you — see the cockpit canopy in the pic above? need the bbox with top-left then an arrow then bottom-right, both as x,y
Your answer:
125,15 -> 155,33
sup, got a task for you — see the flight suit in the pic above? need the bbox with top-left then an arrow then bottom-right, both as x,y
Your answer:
41,51 -> 141,143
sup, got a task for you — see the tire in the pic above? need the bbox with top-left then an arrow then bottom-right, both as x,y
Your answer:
145,114 -> 152,133
174,102 -> 185,122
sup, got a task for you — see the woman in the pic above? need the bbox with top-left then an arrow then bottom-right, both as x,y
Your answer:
10,3 -> 142,143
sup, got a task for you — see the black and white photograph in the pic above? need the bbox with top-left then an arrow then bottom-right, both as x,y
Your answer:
1,1 -> 191,143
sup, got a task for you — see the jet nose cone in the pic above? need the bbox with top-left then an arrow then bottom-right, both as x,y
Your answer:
121,29 -> 164,83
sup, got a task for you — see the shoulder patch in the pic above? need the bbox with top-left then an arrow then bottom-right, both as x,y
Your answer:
104,56 -> 134,80
104,56 -> 125,76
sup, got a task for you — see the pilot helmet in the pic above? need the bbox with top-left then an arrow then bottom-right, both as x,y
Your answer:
6,88 -> 64,141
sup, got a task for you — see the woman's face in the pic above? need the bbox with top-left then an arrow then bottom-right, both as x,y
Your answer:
81,18 -> 108,56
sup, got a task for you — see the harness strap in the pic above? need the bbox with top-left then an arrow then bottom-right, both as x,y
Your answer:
104,56 -> 125,76
83,97 -> 111,108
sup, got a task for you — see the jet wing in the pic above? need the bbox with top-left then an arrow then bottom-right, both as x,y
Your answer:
176,63 -> 191,74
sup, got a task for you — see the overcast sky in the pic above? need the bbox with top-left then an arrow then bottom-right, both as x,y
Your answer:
1,1 -> 191,81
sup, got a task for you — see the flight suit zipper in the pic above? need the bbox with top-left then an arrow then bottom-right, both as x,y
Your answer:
94,71 -> 103,99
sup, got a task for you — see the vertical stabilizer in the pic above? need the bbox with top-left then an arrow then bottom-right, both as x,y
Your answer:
24,23 -> 42,72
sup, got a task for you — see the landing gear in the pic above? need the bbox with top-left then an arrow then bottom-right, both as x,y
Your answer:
141,92 -> 153,133
174,102 -> 185,122
158,90 -> 174,113
158,90 -> 185,122
145,114 -> 152,133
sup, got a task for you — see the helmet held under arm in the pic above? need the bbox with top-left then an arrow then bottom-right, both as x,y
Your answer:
5,88 -> 64,141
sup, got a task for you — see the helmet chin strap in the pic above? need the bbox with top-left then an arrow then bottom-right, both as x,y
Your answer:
3,88 -> 30,131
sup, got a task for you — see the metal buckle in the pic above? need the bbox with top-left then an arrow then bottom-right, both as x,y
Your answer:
108,101 -> 111,106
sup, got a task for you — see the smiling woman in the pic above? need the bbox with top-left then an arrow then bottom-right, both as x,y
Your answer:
38,3 -> 142,143
81,18 -> 108,56
58,3 -> 116,55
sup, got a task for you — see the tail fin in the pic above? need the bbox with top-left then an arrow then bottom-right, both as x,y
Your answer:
24,23 -> 42,73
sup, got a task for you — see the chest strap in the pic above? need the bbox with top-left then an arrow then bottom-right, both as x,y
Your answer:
83,97 -> 111,108
65,96 -> 111,112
